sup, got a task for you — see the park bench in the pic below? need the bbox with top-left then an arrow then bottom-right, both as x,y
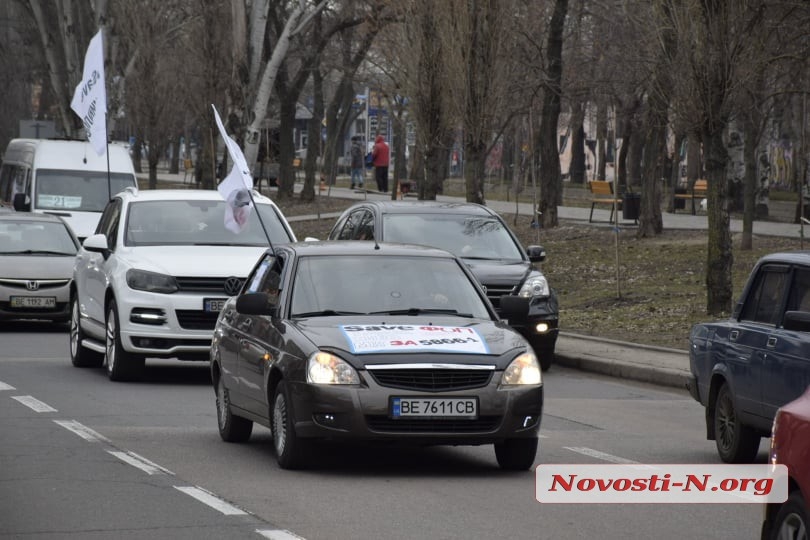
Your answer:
588,180 -> 622,223
674,179 -> 708,214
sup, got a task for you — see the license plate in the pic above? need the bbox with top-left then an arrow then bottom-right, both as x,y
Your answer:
391,397 -> 478,419
203,298 -> 228,312
10,296 -> 56,309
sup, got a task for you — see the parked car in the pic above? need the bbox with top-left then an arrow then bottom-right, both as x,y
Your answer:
0,213 -> 80,322
761,385 -> 810,540
326,201 -> 558,370
210,241 -> 543,470
70,188 -> 296,381
687,251 -> 810,463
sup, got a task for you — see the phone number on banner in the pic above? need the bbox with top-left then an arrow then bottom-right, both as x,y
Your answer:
340,325 -> 490,354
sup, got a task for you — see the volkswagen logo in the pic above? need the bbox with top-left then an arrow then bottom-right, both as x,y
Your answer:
223,277 -> 243,296
26,281 -> 39,291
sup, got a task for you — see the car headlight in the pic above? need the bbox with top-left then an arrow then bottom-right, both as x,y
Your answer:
518,272 -> 550,298
126,269 -> 179,293
502,352 -> 542,385
307,352 -> 360,384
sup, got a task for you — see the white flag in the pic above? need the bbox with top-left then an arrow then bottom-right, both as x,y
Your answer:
71,30 -> 107,156
212,105 -> 253,234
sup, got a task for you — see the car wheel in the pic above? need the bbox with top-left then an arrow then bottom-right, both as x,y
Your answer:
494,437 -> 538,471
713,383 -> 760,463
69,296 -> 103,368
216,377 -> 253,442
105,298 -> 144,382
770,491 -> 809,540
271,380 -> 311,469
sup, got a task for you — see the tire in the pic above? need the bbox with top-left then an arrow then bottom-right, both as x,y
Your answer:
69,296 -> 103,368
105,298 -> 144,382
769,491 -> 809,540
216,377 -> 253,442
271,380 -> 311,469
712,383 -> 760,463
494,437 -> 538,471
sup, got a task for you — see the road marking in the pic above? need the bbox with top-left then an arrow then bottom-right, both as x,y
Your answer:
11,395 -> 57,412
108,451 -> 174,475
174,486 -> 247,515
0,381 -> 15,391
256,529 -> 307,540
54,420 -> 110,442
564,446 -> 655,470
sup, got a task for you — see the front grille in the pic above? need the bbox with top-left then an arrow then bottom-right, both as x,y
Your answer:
176,310 -> 219,330
369,369 -> 492,392
175,277 -> 242,294
484,284 -> 516,309
365,416 -> 501,433
0,279 -> 70,290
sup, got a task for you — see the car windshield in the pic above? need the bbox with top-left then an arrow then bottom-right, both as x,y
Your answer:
124,200 -> 293,247
290,254 -> 492,319
35,170 -> 136,212
383,213 -> 525,260
0,220 -> 77,255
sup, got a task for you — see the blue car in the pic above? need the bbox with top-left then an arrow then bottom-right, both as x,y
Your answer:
687,251 -> 810,463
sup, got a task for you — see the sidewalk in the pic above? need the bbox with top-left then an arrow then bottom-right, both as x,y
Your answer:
141,170 -> 809,391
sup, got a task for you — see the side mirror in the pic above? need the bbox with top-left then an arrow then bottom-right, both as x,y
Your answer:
499,295 -> 530,323
83,234 -> 110,259
526,245 -> 546,263
13,193 -> 30,211
235,292 -> 277,317
784,311 -> 810,332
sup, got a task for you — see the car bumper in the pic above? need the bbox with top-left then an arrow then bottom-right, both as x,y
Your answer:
288,374 -> 543,444
0,284 -> 71,321
686,374 -> 700,402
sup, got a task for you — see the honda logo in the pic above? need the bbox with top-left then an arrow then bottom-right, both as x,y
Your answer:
26,281 -> 39,291
223,277 -> 243,296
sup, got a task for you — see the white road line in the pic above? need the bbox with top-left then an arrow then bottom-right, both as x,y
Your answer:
0,381 -> 15,391
11,395 -> 57,412
108,451 -> 174,476
256,529 -> 307,540
564,446 -> 655,470
174,486 -> 248,515
54,420 -> 111,442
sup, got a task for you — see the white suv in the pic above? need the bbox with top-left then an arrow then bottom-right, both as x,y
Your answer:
70,188 -> 296,381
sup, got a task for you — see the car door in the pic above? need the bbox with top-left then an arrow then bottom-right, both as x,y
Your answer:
761,266 -> 810,419
79,199 -> 121,325
728,264 -> 790,420
235,252 -> 288,418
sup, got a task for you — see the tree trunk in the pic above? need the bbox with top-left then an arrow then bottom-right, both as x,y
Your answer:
569,101 -> 586,185
596,98 -> 607,181
741,115 -> 758,250
666,131 -> 684,213
703,129 -> 733,315
276,95 -> 297,200
301,63 -> 323,203
392,104 -> 407,199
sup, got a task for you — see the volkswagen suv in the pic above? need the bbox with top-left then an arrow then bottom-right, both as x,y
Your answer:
70,188 -> 296,381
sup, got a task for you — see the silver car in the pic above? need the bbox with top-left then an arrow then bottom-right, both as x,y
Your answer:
0,213 -> 80,322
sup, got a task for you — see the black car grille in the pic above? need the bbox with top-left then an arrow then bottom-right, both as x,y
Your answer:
484,284 -> 516,309
368,369 -> 492,392
365,416 -> 501,433
176,310 -> 219,330
175,277 -> 243,295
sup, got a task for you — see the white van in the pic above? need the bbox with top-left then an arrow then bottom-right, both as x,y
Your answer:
0,139 -> 138,239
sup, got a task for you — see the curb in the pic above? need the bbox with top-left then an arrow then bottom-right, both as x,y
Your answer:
553,351 -> 691,391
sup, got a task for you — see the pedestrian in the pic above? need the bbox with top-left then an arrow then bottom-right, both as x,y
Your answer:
371,134 -> 390,193
349,136 -> 364,190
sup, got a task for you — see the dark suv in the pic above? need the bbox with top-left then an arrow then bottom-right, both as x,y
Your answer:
327,201 -> 558,370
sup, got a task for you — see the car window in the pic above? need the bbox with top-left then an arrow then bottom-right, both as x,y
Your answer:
337,210 -> 365,240
383,214 -> 524,260
740,265 -> 789,325
98,199 -> 122,249
787,268 -> 810,312
123,200 -> 293,247
289,255 -> 491,319
356,211 -> 374,241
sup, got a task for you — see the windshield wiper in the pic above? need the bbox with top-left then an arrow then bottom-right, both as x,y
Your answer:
3,250 -> 74,255
368,308 -> 474,318
292,310 -> 364,318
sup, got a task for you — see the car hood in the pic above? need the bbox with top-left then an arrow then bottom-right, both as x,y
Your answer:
463,259 -> 534,284
290,316 -> 530,369
0,254 -> 75,278
119,246 -> 267,276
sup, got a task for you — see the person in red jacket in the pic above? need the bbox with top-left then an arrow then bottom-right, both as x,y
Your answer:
371,134 -> 390,193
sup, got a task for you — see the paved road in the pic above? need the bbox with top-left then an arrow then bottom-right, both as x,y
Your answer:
1,321 -> 766,540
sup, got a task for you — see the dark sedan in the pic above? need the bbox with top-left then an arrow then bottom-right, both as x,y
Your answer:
210,242 -> 543,470
326,201 -> 558,371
